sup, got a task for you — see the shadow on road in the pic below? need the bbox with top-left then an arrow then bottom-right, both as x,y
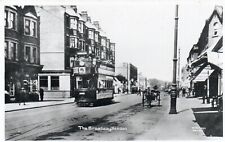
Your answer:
192,107 -> 223,137
76,100 -> 120,107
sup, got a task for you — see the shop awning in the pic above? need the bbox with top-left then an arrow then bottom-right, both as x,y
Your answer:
193,66 -> 214,82
207,49 -> 223,70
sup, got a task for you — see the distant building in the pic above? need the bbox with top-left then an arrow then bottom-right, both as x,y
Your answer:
138,72 -> 147,91
5,6 -> 43,99
116,63 -> 138,93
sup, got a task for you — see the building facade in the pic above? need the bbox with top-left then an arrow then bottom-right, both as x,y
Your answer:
115,63 -> 138,93
185,6 -> 223,102
36,6 -> 115,99
5,6 -> 43,100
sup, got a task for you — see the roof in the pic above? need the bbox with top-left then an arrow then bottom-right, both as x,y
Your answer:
65,6 -> 80,18
212,36 -> 223,52
85,21 -> 96,29
99,29 -> 107,37
23,6 -> 38,17
208,5 -> 223,24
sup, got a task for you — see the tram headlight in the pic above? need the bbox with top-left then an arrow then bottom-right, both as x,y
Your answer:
79,61 -> 85,66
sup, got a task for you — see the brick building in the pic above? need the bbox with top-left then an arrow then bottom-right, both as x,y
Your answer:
5,6 -> 43,100
36,6 -> 115,99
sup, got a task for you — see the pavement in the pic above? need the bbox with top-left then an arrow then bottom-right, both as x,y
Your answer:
5,98 -> 75,112
135,95 -> 223,140
5,93 -> 128,112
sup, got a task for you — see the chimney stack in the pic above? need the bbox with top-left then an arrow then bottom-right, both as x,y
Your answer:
93,21 -> 100,29
81,11 -> 88,22
87,16 -> 91,23
71,5 -> 77,13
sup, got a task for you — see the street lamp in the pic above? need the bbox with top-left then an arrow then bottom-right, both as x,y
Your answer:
169,4 -> 179,114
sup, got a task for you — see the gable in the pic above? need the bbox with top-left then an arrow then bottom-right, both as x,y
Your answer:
25,12 -> 37,19
23,6 -> 38,18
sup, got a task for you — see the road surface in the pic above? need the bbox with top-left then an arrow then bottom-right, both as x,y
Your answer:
6,93 -> 147,140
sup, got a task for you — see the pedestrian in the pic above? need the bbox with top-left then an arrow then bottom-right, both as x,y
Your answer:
19,87 -> 26,105
182,88 -> 186,97
137,89 -> 141,96
40,88 -> 44,101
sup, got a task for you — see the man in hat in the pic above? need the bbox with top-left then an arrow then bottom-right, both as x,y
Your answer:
19,87 -> 26,105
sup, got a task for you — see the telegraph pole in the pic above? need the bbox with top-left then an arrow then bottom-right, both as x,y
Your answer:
169,4 -> 179,114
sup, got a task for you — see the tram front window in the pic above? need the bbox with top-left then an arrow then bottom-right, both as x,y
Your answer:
76,76 -> 96,89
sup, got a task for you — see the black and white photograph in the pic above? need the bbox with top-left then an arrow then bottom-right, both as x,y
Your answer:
2,0 -> 224,141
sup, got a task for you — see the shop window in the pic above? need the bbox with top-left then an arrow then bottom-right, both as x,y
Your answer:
24,18 -> 37,37
5,9 -> 16,30
51,76 -> 59,90
40,76 -> 48,88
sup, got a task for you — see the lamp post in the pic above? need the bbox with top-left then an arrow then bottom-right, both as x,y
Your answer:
169,4 -> 179,114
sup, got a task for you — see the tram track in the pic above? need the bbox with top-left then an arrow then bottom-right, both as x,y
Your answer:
5,94 -> 142,140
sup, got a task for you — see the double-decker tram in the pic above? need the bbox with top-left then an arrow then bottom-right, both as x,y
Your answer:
72,57 -> 115,106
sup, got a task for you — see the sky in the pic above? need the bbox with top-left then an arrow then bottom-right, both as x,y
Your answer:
0,0 -> 222,82
76,0 -> 218,81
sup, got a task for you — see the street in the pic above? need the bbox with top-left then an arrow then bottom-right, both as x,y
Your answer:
6,92 -> 223,141
6,93 -> 144,140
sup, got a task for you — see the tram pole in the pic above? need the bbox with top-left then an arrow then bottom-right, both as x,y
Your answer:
169,4 -> 179,114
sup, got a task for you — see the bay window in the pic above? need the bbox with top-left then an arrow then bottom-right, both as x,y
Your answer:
5,41 -> 8,59
24,45 -> 38,63
88,29 -> 94,40
5,9 -> 16,30
70,37 -> 78,48
70,17 -> 78,30
95,32 -> 99,42
5,40 -> 18,61
78,21 -> 84,33
24,18 -> 37,37
33,47 -> 37,63
70,57 -> 75,68
25,46 -> 31,62
101,38 -> 106,46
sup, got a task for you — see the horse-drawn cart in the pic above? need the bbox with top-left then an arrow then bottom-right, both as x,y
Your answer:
142,89 -> 160,107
